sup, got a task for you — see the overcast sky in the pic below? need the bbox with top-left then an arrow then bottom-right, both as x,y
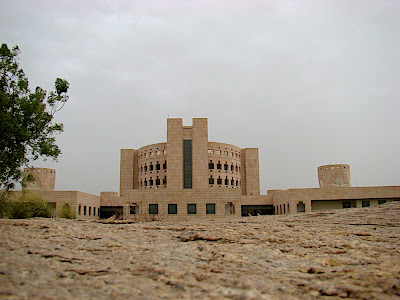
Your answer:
1,0 -> 399,195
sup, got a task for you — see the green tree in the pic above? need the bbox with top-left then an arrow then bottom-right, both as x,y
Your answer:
0,43 -> 69,190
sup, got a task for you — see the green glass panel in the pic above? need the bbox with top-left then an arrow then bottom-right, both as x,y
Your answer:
187,204 -> 196,214
206,203 -> 215,214
168,204 -> 177,214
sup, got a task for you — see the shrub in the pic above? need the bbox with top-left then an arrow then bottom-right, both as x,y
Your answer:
0,191 -> 9,218
6,192 -> 52,219
58,203 -> 76,219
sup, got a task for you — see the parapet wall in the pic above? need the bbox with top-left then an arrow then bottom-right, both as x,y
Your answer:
100,191 -> 121,206
24,168 -> 56,190
318,164 -> 351,188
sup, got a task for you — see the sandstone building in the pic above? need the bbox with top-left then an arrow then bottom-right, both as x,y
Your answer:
115,118 -> 271,221
15,118 -> 400,220
269,164 -> 399,215
18,167 -> 100,220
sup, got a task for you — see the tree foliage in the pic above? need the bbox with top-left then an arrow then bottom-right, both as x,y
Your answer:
0,43 -> 69,190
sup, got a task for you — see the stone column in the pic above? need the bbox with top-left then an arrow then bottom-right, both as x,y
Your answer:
192,118 -> 208,190
242,148 -> 260,196
167,118 -> 183,189
120,149 -> 135,196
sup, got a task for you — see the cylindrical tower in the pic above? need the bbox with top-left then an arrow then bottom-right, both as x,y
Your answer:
137,143 -> 168,189
318,164 -> 350,188
23,167 -> 56,190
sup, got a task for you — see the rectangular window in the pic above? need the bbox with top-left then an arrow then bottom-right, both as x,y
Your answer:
168,204 -> 177,214
130,205 -> 136,214
225,202 -> 235,214
149,204 -> 158,214
183,140 -> 192,189
187,204 -> 196,214
378,200 -> 386,205
78,205 -> 81,215
342,201 -> 351,208
362,200 -> 370,207
93,207 -> 96,216
206,203 -> 215,214
83,206 -> 87,215
88,207 -> 91,216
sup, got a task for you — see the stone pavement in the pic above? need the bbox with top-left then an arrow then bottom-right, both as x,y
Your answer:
0,202 -> 399,299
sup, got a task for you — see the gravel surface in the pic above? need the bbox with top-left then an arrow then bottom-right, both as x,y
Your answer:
1,202 -> 399,299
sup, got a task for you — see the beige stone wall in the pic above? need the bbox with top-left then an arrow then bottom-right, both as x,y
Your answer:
312,199 -> 396,211
241,195 -> 273,205
133,150 -> 139,189
192,118 -> 208,190
318,164 -> 351,187
120,149 -> 134,196
270,186 -> 400,214
167,119 -> 183,189
241,148 -> 260,196
75,192 -> 101,220
122,189 -> 242,221
311,200 -> 346,211
23,168 -> 56,190
10,190 -> 100,220
100,191 -> 121,206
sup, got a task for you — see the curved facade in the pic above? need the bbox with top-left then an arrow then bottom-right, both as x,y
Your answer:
120,118 -> 260,196
207,142 -> 242,189
318,164 -> 351,187
135,141 -> 244,190
137,143 -> 168,189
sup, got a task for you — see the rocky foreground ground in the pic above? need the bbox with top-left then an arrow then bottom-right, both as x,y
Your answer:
0,203 -> 399,300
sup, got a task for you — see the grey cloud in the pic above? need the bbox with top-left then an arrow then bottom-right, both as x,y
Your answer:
1,0 -> 399,194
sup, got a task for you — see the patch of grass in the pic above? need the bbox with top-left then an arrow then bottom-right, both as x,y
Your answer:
58,203 -> 76,219
6,192 -> 52,219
